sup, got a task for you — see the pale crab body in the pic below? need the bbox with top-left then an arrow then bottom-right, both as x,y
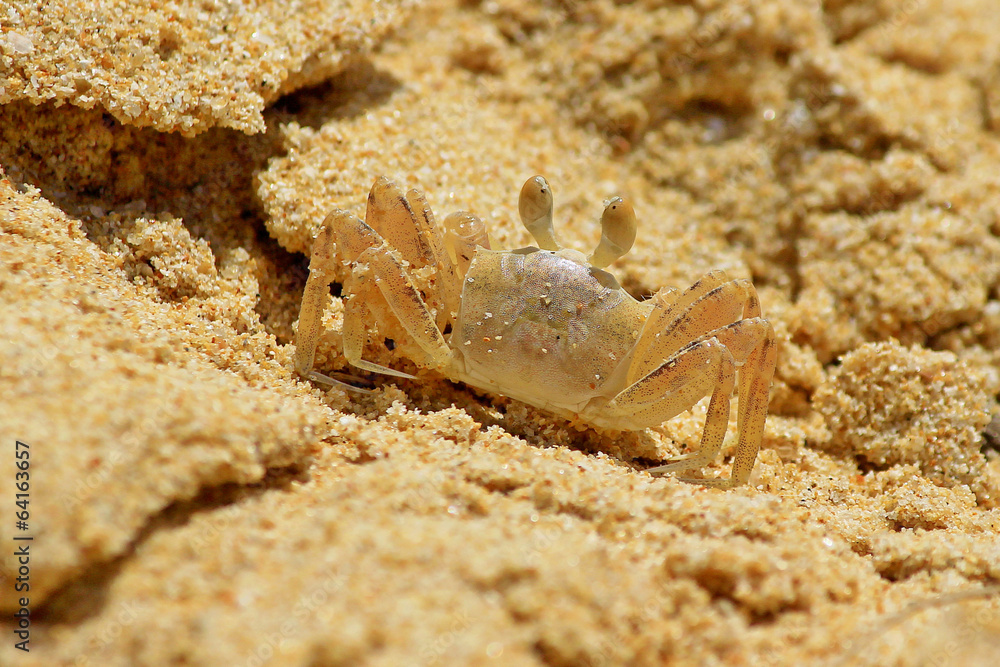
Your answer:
451,246 -> 647,425
295,176 -> 776,488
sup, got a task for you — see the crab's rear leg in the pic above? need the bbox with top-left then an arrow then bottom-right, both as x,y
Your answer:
599,338 -> 739,482
628,270 -> 737,384
728,305 -> 778,488
616,275 -> 777,487
640,318 -> 776,488
341,246 -> 453,376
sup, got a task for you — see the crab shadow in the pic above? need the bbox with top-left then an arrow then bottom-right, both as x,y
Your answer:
349,375 -> 679,471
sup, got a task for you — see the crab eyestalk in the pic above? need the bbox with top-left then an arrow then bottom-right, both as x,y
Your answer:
589,196 -> 637,269
519,175 -> 561,251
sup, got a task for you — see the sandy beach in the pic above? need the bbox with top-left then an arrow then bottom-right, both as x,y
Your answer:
1,1 -> 999,664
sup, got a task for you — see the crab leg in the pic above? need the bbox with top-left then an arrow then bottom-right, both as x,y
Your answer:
640,319 -> 775,488
295,209 -> 452,385
365,177 -> 462,329
612,273 -> 777,487
295,212 -> 346,385
627,270 -> 732,383
651,278 -> 758,363
343,245 -> 453,375
729,318 -> 777,486
607,338 -> 736,425
341,271 -> 418,380
598,338 -> 738,480
365,177 -> 436,269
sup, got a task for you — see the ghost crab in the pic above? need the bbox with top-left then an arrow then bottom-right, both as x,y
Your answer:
295,176 -> 776,488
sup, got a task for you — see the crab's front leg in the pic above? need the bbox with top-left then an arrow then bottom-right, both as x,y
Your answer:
294,209 -> 453,386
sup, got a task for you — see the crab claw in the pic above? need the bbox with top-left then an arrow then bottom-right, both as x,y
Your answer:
443,211 -> 490,276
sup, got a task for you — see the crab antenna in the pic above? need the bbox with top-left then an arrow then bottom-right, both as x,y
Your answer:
519,175 -> 561,250
589,196 -> 637,268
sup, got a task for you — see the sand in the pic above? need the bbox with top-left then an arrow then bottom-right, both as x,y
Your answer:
1,0 -> 999,665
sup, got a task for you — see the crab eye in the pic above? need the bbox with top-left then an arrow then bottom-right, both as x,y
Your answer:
589,196 -> 637,268
518,175 -> 561,251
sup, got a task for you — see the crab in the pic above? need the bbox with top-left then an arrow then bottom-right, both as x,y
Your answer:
295,176 -> 777,488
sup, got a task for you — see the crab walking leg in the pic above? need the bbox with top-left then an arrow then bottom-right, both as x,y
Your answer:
365,177 -> 436,269
604,316 -> 775,487
602,338 -> 736,431
600,339 -> 738,480
643,347 -> 737,481
656,280 -> 773,440
659,281 -> 752,354
340,272 -> 417,380
365,178 -> 462,329
645,319 -> 775,488
731,283 -> 773,436
405,186 -> 463,325
705,318 -> 773,366
634,278 -> 758,381
341,254 -> 453,378
296,209 -> 452,382
628,270 -> 732,383
295,213 -> 345,383
727,320 -> 777,487
635,278 -> 775,487
709,282 -> 776,486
